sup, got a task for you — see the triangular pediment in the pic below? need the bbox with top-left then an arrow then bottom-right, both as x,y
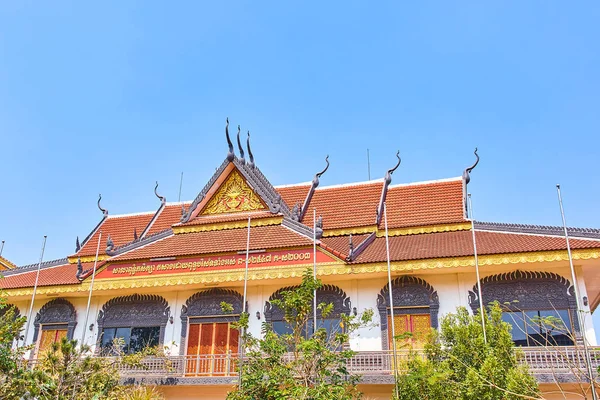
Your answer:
200,169 -> 266,215
181,159 -> 291,223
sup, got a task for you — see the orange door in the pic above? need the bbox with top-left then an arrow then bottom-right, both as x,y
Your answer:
388,314 -> 430,350
186,322 -> 238,376
38,328 -> 67,356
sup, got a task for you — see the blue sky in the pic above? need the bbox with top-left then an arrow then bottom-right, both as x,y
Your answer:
1,2 -> 599,328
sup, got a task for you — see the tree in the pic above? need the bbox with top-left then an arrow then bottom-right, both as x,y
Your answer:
227,269 -> 374,400
0,294 -> 32,400
395,303 -> 540,400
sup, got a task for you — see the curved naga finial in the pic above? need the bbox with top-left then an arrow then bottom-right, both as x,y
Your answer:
299,155 -> 330,221
236,125 -> 245,165
97,194 -> 108,216
246,131 -> 255,168
384,151 -> 401,185
225,118 -> 235,162
463,147 -> 479,185
154,181 -> 166,204
312,155 -> 330,187
377,151 -> 401,225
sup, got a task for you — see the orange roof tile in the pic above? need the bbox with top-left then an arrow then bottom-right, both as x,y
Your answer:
353,230 -> 600,264
145,202 -> 191,235
0,261 -> 97,289
320,234 -> 373,259
76,213 -> 155,257
276,183 -> 311,210
300,181 -> 383,230
383,178 -> 466,229
111,225 -> 313,261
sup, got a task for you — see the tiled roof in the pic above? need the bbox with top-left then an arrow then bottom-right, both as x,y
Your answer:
353,230 -> 600,264
146,202 -> 191,235
178,210 -> 278,227
320,234 -> 373,259
276,183 -> 311,211
111,225 -> 314,261
76,213 -> 155,257
384,178 -> 466,229
0,261 -> 98,289
276,178 -> 465,231
298,181 -> 383,230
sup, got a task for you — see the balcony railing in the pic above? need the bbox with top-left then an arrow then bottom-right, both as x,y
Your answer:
29,347 -> 600,379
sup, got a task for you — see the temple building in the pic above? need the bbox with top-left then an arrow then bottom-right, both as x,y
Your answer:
2,120 -> 600,399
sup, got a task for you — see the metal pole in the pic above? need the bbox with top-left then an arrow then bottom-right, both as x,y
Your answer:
23,235 -> 47,347
384,203 -> 399,394
239,216 -> 251,389
468,194 -> 487,344
178,172 -> 184,202
0,240 -> 4,257
556,184 -> 598,400
367,149 -> 371,181
81,232 -> 102,346
313,208 -> 318,334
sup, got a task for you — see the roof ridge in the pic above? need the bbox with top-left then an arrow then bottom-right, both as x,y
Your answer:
474,221 -> 600,239
107,228 -> 173,257
388,176 -> 462,189
316,178 -> 384,191
2,257 -> 69,276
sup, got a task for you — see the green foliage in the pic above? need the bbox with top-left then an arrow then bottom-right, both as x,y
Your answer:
0,290 -> 167,399
227,269 -> 374,400
395,303 -> 540,400
0,295 -> 32,400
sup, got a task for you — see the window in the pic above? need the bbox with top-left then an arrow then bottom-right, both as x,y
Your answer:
502,309 -> 573,346
101,326 -> 160,354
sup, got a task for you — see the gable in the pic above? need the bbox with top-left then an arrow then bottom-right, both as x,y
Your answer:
200,169 -> 266,215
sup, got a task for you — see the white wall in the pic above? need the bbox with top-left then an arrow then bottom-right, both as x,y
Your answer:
11,263 -> 597,355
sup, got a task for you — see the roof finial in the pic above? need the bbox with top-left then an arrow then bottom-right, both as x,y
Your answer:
97,194 -> 108,216
76,257 -> 83,281
106,235 -> 114,253
384,151 -> 401,185
349,234 -> 354,253
246,131 -> 255,168
377,151 -> 401,225
133,228 -> 138,241
463,147 -> 479,185
313,155 -> 330,187
236,125 -> 245,165
154,181 -> 166,204
226,118 -> 235,162
75,236 -> 81,252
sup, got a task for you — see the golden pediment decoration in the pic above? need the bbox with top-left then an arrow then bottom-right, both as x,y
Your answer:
201,170 -> 265,215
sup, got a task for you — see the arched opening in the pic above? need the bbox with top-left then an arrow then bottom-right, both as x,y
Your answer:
97,294 -> 170,355
180,289 -> 243,376
377,276 -> 439,350
33,298 -> 77,356
264,285 -> 351,342
468,270 -> 578,346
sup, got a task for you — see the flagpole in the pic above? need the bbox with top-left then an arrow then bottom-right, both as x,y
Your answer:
468,194 -> 487,344
0,240 -> 5,257
23,235 -> 47,348
313,208 -> 318,334
556,184 -> 598,400
239,216 -> 251,389
383,203 -> 399,393
81,232 -> 102,347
